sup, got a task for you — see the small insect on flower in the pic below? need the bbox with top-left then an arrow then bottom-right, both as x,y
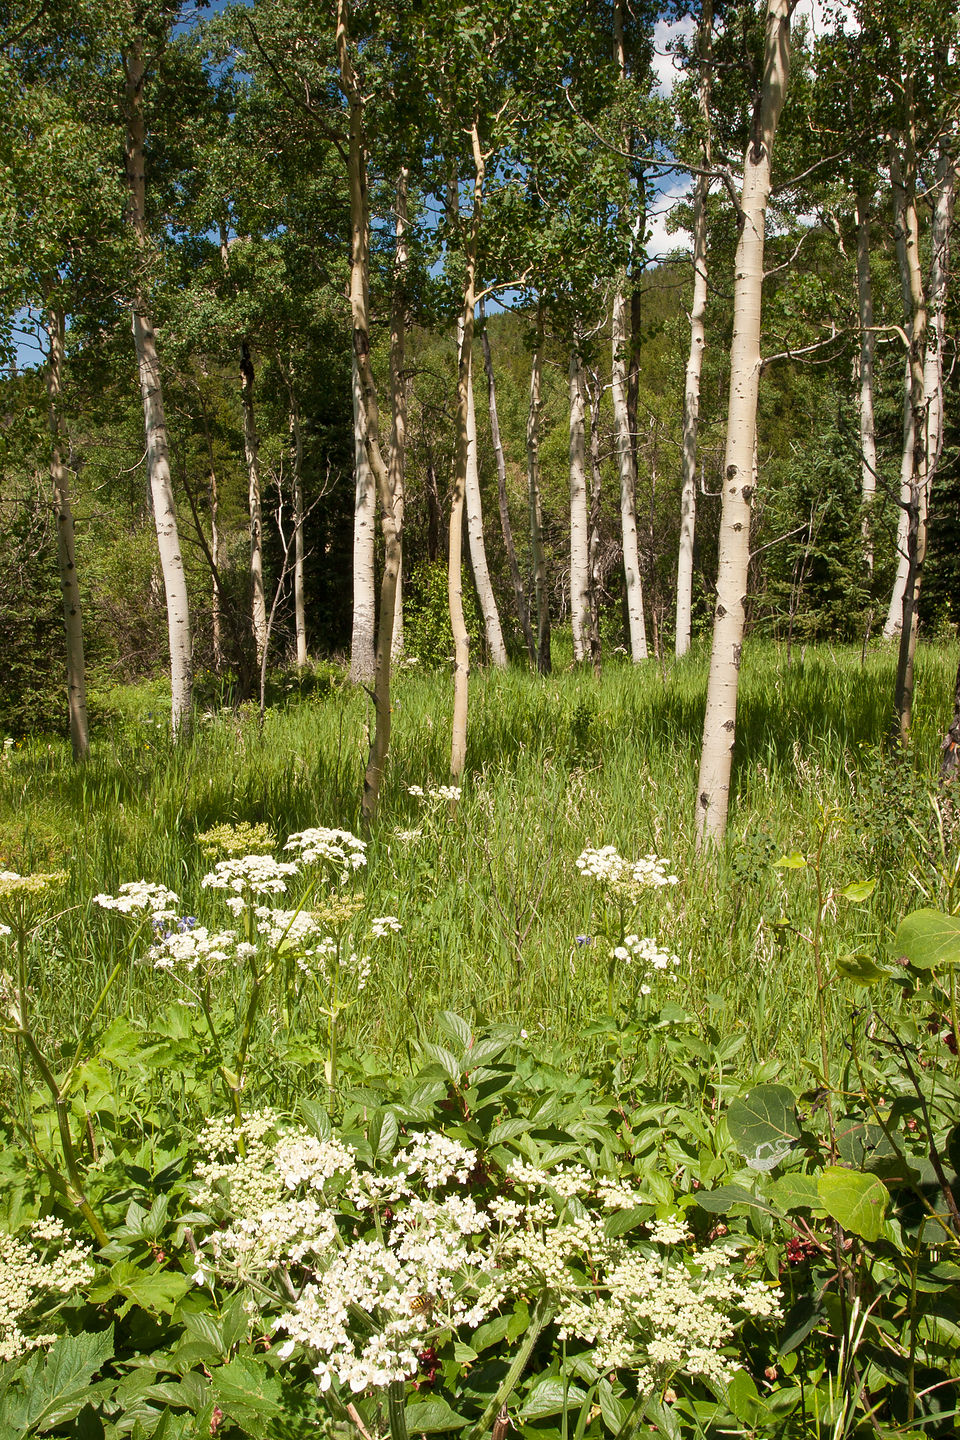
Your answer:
408,1292 -> 435,1319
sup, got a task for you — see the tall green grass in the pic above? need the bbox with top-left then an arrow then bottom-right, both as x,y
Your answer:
1,639 -> 956,1095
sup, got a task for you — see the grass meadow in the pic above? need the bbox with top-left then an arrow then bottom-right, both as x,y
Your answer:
2,637 -> 955,1094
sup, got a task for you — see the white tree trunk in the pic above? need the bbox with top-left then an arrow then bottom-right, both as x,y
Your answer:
124,39 -> 192,738
883,354 -> 914,638
389,168 -> 409,664
463,328 -> 508,667
854,188 -> 878,573
349,346 -> 377,683
527,309 -> 551,674
611,284 -> 647,660
569,347 -> 590,663
288,384 -> 307,667
696,0 -> 793,846
240,342 -> 267,668
46,309 -> 89,761
676,173 -> 709,658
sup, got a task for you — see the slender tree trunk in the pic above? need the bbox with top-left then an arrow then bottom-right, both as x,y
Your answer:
611,285 -> 647,660
481,305 -> 535,663
527,304 -> 551,674
389,169 -> 409,664
569,346 -> 590,663
124,39 -> 192,738
893,137 -> 954,742
448,123 -> 486,777
349,347 -> 377,683
239,341 -> 267,668
462,332 -> 507,667
288,380 -> 307,667
338,0 -> 400,823
676,0 -> 713,658
198,401 -> 223,673
46,309 -> 88,761
425,442 -> 440,563
883,354 -> 914,637
855,187 -> 878,573
696,0 -> 793,847
586,375 -> 604,673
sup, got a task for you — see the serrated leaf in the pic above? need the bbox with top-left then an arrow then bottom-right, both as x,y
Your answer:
16,1328 -> 113,1432
894,909 -> 960,970
817,1166 -> 889,1240
212,1355 -> 283,1419
435,1012 -> 472,1051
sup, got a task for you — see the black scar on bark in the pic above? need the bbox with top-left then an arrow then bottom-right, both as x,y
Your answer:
699,792 -> 710,810
717,604 -> 726,619
733,522 -> 743,532
726,464 -> 738,480
723,719 -> 735,731
742,485 -> 754,504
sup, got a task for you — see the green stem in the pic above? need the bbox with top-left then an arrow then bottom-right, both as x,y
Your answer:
388,1380 -> 409,1440
17,1028 -> 108,1246
466,1297 -> 555,1440
62,960 -> 124,1096
229,959 -> 263,1151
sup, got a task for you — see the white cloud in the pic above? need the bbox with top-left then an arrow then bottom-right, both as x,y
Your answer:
651,16 -> 695,96
643,177 -> 694,262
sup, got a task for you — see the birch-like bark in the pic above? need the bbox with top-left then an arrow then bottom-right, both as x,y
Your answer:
527,306 -> 551,675
854,188 -> 878,572
611,286 -> 647,660
349,346 -> 377,683
449,124 -> 486,777
389,169 -> 409,663
569,347 -> 590,663
240,341 -> 267,668
288,381 -> 307,667
338,0 -> 399,822
46,309 -> 88,761
676,0 -> 713,657
463,330 -> 508,667
696,0 -> 793,847
883,156 -> 918,641
893,138 -> 954,742
481,307 -> 535,663
124,39 -> 192,738
586,375 -> 604,672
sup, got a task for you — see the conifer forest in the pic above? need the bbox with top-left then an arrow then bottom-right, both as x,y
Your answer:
1,1 -> 960,1436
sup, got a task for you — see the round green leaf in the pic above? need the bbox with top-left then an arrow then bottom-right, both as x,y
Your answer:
816,1166 -> 888,1240
727,1085 -> 799,1171
894,909 -> 960,970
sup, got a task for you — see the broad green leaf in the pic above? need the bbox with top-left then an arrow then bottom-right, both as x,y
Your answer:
436,1012 -> 472,1051
727,1085 -> 799,1171
774,853 -> 807,869
603,1207 -> 650,1238
726,1369 -> 764,1425
15,1328 -> 113,1433
817,1166 -> 889,1240
403,1398 -> 469,1432
212,1355 -> 283,1419
299,1098 -> 332,1139
88,1262 -> 190,1317
471,1315 -> 513,1352
894,909 -> 960,970
696,1184 -> 773,1214
520,1377 -> 587,1419
767,1173 -> 822,1213
835,953 -> 894,985
597,1379 -> 629,1435
367,1109 -> 399,1160
840,879 -> 877,903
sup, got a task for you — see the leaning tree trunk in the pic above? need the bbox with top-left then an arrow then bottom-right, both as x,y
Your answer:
124,39 -> 192,738
449,123 -> 486,778
527,304 -> 551,674
854,187 -> 878,574
463,327 -> 508,667
481,304 -> 536,664
696,0 -> 794,847
338,0 -> 400,824
569,346 -> 590,663
676,0 -> 713,658
240,341 -> 267,669
46,309 -> 88,761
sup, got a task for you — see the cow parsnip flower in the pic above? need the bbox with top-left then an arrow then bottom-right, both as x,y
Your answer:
0,1221 -> 93,1362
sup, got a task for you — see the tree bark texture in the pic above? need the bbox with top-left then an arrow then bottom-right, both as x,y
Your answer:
481,308 -> 535,664
46,309 -> 89,761
695,0 -> 793,847
349,348 -> 377,684
124,39 -> 193,738
389,169 -> 409,663
527,307 -> 551,675
568,347 -> 590,663
855,188 -> 878,573
240,341 -> 267,669
586,376 -> 605,673
611,284 -> 647,660
288,382 -> 307,667
338,0 -> 400,823
463,328 -> 508,667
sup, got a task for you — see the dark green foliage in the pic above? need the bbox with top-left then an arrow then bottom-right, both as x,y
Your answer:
0,486 -> 66,738
403,560 -> 483,669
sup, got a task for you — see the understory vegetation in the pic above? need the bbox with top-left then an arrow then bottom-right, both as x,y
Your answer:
1,641 -> 959,1438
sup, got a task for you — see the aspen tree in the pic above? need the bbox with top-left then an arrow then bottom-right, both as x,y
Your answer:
389,170 -> 409,663
569,346 -> 590,663
527,303 -> 551,675
463,328 -> 508,667
239,340 -> 267,668
696,0 -> 795,847
676,0 -> 713,658
46,309 -> 89,761
124,36 -> 193,738
854,188 -> 878,574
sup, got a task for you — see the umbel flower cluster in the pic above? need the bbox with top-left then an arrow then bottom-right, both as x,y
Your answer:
576,847 -> 679,899
191,1112 -> 780,1401
0,1220 -> 93,1362
93,827 -> 378,985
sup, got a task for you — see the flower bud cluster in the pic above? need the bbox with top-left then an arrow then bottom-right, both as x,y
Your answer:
407,786 -> 461,804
